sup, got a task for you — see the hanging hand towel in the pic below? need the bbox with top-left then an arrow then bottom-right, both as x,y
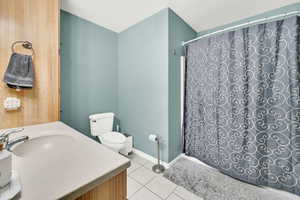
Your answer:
3,53 -> 34,89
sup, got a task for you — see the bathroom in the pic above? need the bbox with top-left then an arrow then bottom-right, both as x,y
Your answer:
1,0 -> 300,199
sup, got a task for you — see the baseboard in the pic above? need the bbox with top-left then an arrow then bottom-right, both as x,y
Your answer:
167,153 -> 185,166
132,148 -> 170,168
132,148 -> 185,168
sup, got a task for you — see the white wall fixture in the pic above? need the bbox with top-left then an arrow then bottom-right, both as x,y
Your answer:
3,97 -> 21,111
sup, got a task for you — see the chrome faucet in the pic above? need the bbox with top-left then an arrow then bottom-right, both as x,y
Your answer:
0,128 -> 29,151
6,136 -> 29,151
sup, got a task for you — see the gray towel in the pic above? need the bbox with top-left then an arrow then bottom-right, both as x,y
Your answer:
3,53 -> 34,89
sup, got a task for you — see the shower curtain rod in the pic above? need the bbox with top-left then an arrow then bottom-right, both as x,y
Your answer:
182,10 -> 300,46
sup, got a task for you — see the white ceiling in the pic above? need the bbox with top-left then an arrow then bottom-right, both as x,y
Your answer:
62,0 -> 300,33
169,0 -> 300,32
62,0 -> 170,33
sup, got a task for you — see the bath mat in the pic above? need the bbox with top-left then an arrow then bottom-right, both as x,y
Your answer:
164,157 -> 298,200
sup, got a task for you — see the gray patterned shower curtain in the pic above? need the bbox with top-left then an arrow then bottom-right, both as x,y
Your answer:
184,16 -> 300,195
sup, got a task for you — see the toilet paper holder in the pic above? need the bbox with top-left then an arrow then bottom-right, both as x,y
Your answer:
148,134 -> 165,173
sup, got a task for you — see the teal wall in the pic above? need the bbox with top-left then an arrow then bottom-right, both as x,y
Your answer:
168,9 -> 197,161
118,9 -> 170,161
60,11 -> 118,138
118,8 -> 196,162
61,8 -> 196,162
198,2 -> 300,36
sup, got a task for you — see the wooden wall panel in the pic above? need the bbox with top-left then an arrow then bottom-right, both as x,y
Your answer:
0,0 -> 60,129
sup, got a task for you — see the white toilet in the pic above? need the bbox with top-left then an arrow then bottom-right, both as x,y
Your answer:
89,113 -> 126,152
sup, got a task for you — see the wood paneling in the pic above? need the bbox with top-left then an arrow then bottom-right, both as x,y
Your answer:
0,0 -> 60,129
76,171 -> 127,200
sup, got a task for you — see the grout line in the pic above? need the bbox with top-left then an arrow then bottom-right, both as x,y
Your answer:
172,192 -> 184,200
144,173 -> 178,199
127,176 -> 163,200
128,166 -> 157,186
146,187 -> 164,200
164,185 -> 179,200
128,175 -> 144,186
127,163 -> 142,175
127,182 -> 144,199
128,154 -> 167,199
127,174 -> 143,199
128,155 -> 202,200
143,167 -> 159,185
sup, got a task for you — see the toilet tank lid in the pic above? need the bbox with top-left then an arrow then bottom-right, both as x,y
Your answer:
89,113 -> 114,120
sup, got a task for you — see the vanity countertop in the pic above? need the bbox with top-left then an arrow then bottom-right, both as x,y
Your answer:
7,121 -> 130,200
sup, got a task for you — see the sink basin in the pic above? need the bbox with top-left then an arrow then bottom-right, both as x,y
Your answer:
12,134 -> 76,157
8,122 -> 130,200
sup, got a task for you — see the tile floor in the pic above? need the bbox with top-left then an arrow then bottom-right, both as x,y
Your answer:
126,153 -> 203,200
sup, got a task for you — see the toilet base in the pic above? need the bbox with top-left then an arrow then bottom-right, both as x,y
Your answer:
119,135 -> 133,156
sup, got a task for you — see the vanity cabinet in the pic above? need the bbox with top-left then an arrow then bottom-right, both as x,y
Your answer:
76,171 -> 127,200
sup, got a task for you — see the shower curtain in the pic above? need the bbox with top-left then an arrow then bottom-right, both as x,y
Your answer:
184,16 -> 300,195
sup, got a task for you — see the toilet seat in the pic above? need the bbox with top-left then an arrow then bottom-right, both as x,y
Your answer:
100,132 -> 126,144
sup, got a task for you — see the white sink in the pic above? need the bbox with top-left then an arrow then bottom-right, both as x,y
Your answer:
12,134 -> 76,157
6,122 -> 130,200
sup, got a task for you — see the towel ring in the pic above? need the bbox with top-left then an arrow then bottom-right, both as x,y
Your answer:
11,41 -> 35,56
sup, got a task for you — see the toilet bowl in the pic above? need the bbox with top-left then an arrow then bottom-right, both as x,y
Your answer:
98,131 -> 126,152
89,113 -> 126,152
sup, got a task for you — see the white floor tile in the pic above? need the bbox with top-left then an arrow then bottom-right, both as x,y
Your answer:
130,154 -> 148,165
143,160 -> 155,170
146,176 -> 177,199
127,161 -> 142,174
130,187 -> 162,200
129,167 -> 157,185
174,186 -> 203,200
127,177 -> 143,198
166,193 -> 183,200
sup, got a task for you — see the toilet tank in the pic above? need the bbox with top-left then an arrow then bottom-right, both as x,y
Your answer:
89,113 -> 114,136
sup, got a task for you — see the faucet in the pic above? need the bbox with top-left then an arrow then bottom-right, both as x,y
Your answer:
0,128 -> 29,151
6,136 -> 29,151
